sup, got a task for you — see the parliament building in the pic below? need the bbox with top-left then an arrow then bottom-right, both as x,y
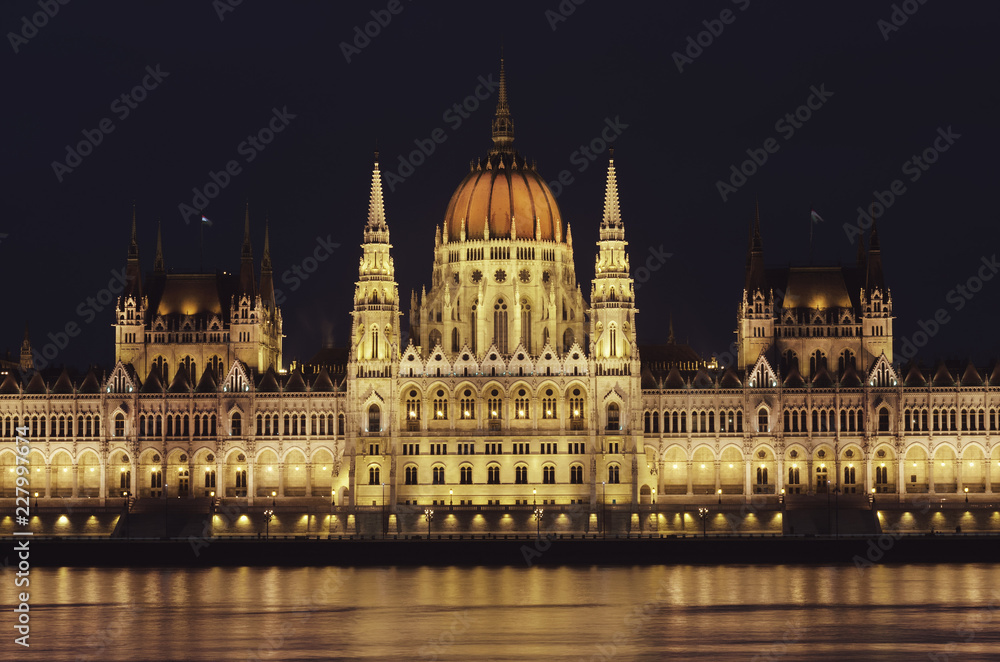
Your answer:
3,62 -> 999,535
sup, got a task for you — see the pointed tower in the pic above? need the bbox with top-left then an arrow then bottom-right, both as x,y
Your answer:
116,207 -> 148,366
259,219 -> 276,311
860,212 -> 893,368
588,153 -> 640,377
153,220 -> 165,274
350,154 -> 401,373
19,323 -> 33,373
124,204 -> 143,299
737,199 -> 775,369
238,203 -> 257,300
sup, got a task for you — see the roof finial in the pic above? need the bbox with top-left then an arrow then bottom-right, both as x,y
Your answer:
262,216 -> 272,273
752,196 -> 762,250
668,314 -> 675,344
491,57 -> 514,151
242,201 -> 253,259
128,202 -> 139,260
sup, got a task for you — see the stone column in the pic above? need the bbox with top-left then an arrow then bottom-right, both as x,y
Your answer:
956,458 -> 963,496
899,458 -> 907,495
248,457 -> 255,506
744,460 -> 751,502
305,462 -> 313,497
71,465 -> 79,498
928,458 -> 935,494
986,457 -> 993,494
776,458 -> 784,496
99,460 -> 107,503
685,461 -> 693,496
278,463 -> 285,497
714,461 -> 721,497
44,465 -> 51,498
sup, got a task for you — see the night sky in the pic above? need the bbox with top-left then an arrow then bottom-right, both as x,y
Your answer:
4,0 -> 998,372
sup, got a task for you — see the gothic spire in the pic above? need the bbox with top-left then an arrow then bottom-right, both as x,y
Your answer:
364,154 -> 390,244
239,203 -> 257,298
259,217 -> 275,310
866,202 -> 885,294
368,152 -> 387,230
491,58 -> 515,152
153,220 -> 165,273
125,204 -> 143,299
602,149 -> 622,229
745,200 -> 767,296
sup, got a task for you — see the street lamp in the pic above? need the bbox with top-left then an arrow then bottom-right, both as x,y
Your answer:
271,490 -> 276,507
450,488 -> 453,509
264,508 -> 274,539
717,488 -> 722,505
534,507 -> 544,539
965,486 -> 969,503
698,507 -> 708,537
382,482 -> 386,537
424,508 -> 434,538
871,487 -> 877,510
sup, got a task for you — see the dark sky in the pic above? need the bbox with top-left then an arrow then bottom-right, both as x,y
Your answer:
4,0 -> 998,372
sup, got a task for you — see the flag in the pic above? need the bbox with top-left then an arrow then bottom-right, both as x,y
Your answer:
810,209 -> 824,225
200,215 -> 213,226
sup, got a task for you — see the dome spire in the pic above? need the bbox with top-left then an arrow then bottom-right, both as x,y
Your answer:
491,57 -> 515,151
153,219 -> 165,273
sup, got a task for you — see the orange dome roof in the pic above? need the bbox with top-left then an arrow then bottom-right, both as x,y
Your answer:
443,151 -> 562,242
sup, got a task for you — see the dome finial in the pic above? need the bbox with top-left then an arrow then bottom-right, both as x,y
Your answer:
491,57 -> 514,151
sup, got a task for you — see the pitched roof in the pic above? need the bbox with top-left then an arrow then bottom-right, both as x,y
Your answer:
257,367 -> 280,393
961,362 -> 983,386
840,363 -> 863,388
932,363 -> 955,386
25,372 -> 47,394
0,372 -> 20,394
167,364 -> 191,393
78,369 -> 102,394
285,369 -> 307,392
195,367 -> 218,393
51,369 -> 74,394
310,368 -> 335,392
903,363 -> 927,387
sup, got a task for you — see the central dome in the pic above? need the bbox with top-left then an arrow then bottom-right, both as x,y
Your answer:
442,58 -> 563,243
443,151 -> 563,242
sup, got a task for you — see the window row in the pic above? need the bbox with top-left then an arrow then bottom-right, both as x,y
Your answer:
644,410 -> 744,434
403,388 -> 586,422
376,464 -> 621,485
398,441 -> 591,455
254,413 -> 345,437
2,415 -> 101,438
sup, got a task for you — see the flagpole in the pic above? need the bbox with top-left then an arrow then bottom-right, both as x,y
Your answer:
200,218 -> 204,271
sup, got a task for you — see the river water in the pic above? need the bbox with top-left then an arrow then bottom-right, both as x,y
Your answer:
12,564 -> 1000,661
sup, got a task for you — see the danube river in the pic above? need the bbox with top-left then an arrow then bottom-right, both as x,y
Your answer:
16,564 -> 1000,661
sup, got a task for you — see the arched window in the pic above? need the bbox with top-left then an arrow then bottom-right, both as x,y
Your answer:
515,465 -> 528,484
844,465 -> 856,484
514,389 -> 529,419
460,465 -> 473,484
756,466 -> 768,485
406,391 -> 421,421
428,329 -> 442,350
878,407 -> 890,432
371,325 -> 380,359
368,465 -> 380,485
451,327 -> 460,352
758,408 -> 769,433
493,299 -> 509,354
563,328 -> 575,353
433,390 -> 448,420
570,465 -> 583,484
487,465 -> 500,484
606,403 -> 620,431
608,323 -> 617,357
368,405 -> 381,432
231,413 -> 241,436
114,413 -> 124,438
470,303 -> 478,354
521,300 -> 532,352
644,411 -> 651,433
405,466 -> 418,485
543,465 -> 555,484
432,466 -> 445,484
608,465 -> 620,484
338,413 -> 345,436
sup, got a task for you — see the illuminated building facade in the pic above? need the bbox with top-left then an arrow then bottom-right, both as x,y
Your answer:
1,62 -> 999,533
